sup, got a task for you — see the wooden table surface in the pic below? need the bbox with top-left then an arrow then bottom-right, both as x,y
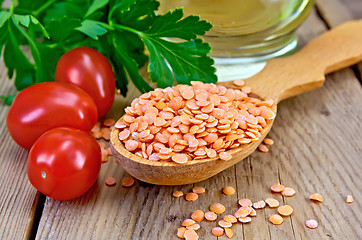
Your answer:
1,1 -> 361,239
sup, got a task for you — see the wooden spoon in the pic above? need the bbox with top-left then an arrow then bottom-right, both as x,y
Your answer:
110,20 -> 362,185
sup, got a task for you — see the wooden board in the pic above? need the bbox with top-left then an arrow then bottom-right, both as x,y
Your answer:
0,55 -> 43,240
0,0 -> 361,239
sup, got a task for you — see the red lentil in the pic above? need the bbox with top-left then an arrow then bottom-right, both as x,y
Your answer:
211,227 -> 224,237
223,215 -> 237,223
309,193 -> 324,202
225,228 -> 233,238
177,227 -> 187,238
204,211 -> 217,221
258,144 -> 269,153
186,224 -> 200,231
210,203 -> 226,214
278,205 -> 293,216
222,186 -> 236,195
269,214 -> 283,225
235,206 -> 252,218
218,220 -> 232,228
238,216 -> 252,223
265,198 -> 279,208
121,176 -> 135,187
185,192 -> 199,202
263,138 -> 274,145
271,184 -> 285,193
184,229 -> 199,240
192,187 -> 206,194
253,200 -> 266,209
173,191 -> 184,198
346,195 -> 354,203
305,219 -> 318,229
105,177 -> 116,186
282,187 -> 296,197
191,210 -> 205,222
182,219 -> 196,227
238,198 -> 252,207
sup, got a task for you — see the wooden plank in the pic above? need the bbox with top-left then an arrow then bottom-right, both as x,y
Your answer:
316,0 -> 362,83
4,3 -> 358,240
267,3 -> 362,240
316,0 -> 362,27
0,59 -> 41,239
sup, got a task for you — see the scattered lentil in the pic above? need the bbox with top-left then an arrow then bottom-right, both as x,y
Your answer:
192,187 -> 206,194
305,219 -> 318,229
223,186 -> 236,195
258,144 -> 269,153
269,214 -> 283,225
224,227 -> 233,238
204,211 -> 217,221
309,193 -> 324,202
346,195 -> 354,203
249,208 -> 257,217
177,227 -> 187,238
191,210 -> 205,222
184,229 -> 199,240
265,198 -> 279,208
210,203 -> 226,214
121,176 -> 135,187
105,177 -> 116,186
278,205 -> 293,216
253,200 -> 266,209
263,138 -> 274,145
187,224 -> 200,231
223,215 -> 237,223
173,191 -> 184,198
271,184 -> 285,193
186,192 -> 199,202
235,206 -> 252,218
182,219 -> 196,227
282,187 -> 296,197
211,227 -> 224,237
218,220 -> 232,228
238,216 -> 252,223
238,198 -> 252,207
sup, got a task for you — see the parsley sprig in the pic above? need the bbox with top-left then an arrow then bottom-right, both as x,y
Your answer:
0,0 -> 217,104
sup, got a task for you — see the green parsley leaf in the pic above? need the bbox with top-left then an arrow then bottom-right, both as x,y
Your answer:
0,11 -> 11,27
3,19 -> 36,89
76,19 -> 108,40
85,0 -> 109,18
45,17 -> 81,42
145,9 -> 212,40
111,31 -> 153,93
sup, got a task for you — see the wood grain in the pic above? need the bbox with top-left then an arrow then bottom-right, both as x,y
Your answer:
0,1 -> 361,240
0,57 -> 41,239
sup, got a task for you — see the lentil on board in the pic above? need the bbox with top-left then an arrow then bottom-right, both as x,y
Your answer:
115,81 -> 275,163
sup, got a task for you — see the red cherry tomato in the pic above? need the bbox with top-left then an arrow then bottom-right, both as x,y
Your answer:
55,47 -> 116,117
6,82 -> 98,149
27,127 -> 101,201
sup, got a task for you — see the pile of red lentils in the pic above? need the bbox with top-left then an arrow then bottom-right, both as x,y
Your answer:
173,184 -> 354,239
115,81 -> 275,163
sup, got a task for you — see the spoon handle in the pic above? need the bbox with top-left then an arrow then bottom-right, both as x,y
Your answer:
243,20 -> 362,103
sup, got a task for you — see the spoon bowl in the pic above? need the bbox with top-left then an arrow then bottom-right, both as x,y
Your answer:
110,20 -> 362,185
